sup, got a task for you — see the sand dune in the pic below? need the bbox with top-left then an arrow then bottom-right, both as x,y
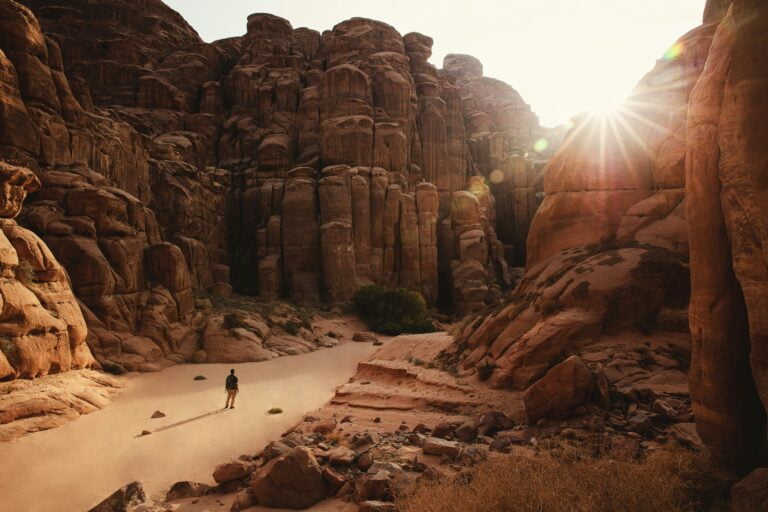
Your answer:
0,342 -> 378,512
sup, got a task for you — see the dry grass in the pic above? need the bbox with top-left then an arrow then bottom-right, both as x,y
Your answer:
397,449 -> 733,512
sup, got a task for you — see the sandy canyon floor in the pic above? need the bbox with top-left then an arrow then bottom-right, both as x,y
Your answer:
0,341 -> 380,512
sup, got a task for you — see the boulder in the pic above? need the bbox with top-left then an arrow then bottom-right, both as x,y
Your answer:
165,481 -> 211,501
524,356 -> 594,421
422,437 -> 461,458
213,460 -> 253,484
88,482 -> 146,512
249,447 -> 327,509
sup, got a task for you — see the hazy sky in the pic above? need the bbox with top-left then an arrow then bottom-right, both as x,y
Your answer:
164,0 -> 704,127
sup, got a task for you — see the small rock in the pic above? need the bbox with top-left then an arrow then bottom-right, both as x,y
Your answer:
340,415 -> 354,423
477,412 -> 514,437
213,460 -> 253,484
313,418 -> 337,434
329,446 -> 356,466
669,423 -> 703,450
453,421 -> 479,442
261,440 -> 291,462
359,501 -> 397,512
193,374 -> 206,381
166,481 -> 211,501
352,432 -> 380,450
423,437 -> 461,459
140,430 -> 151,436
88,482 -> 146,512
413,423 -> 430,434
652,399 -> 679,422
459,446 -> 487,466
150,410 -> 166,419
357,451 -> 374,471
354,471 -> 393,502
626,413 -> 652,434
432,422 -> 457,439
353,332 -> 378,343
373,417 -> 381,423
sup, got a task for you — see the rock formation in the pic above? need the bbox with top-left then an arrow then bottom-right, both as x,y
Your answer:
685,0 -> 768,471
0,0 -> 553,379
0,161 -> 95,379
450,0 -> 768,482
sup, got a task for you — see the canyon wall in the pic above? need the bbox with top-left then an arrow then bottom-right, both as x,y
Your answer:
455,0 -> 768,474
0,0 -> 550,377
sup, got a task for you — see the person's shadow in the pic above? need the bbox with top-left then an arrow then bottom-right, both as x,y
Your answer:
136,408 -> 229,437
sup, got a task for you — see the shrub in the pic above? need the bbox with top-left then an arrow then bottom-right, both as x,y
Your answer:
0,336 -> 20,367
477,361 -> 496,381
282,321 -> 300,336
222,312 -> 247,330
267,407 -> 283,415
15,260 -> 35,286
353,285 -> 436,336
396,449 -> 733,512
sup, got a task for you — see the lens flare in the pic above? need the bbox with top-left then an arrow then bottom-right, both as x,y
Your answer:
533,138 -> 549,153
489,169 -> 504,184
662,42 -> 684,61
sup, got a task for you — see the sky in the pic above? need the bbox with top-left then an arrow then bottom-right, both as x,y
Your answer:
164,0 -> 704,127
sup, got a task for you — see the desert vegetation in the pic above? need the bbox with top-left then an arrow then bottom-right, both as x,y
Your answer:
353,285 -> 436,335
397,448 -> 733,512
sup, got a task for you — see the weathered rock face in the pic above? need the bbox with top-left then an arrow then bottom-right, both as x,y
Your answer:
0,162 -> 95,380
456,243 -> 690,390
0,0 -> 551,334
456,0 -> 768,476
685,0 -> 768,471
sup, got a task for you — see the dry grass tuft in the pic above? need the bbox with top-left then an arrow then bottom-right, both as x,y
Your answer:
397,449 -> 733,512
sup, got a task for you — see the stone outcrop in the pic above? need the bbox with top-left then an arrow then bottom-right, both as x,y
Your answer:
0,162 -> 95,380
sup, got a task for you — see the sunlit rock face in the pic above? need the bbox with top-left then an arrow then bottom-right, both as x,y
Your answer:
0,162 -> 95,380
454,0 -> 768,474
526,21 -> 717,266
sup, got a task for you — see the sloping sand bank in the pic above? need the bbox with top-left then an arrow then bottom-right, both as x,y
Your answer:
0,341 -> 378,512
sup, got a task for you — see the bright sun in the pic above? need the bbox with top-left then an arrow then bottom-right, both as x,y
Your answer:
584,97 -> 625,118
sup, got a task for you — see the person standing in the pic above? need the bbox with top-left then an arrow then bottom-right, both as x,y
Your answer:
224,369 -> 239,409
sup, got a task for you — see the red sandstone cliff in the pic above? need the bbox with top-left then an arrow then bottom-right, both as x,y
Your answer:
0,0 -> 549,376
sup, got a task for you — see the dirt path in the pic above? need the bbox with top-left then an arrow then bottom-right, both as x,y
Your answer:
0,341 -> 379,512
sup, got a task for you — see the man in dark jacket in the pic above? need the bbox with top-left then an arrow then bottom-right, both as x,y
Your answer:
225,369 -> 239,409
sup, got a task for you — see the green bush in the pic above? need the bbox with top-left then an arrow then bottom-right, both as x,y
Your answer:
353,285 -> 436,336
